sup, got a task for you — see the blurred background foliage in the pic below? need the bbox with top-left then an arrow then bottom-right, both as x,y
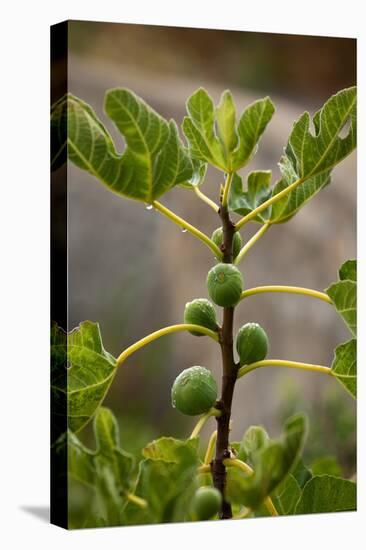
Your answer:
59,21 -> 356,526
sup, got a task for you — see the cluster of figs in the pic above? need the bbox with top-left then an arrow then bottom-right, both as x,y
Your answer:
171,228 -> 269,418
170,228 -> 270,519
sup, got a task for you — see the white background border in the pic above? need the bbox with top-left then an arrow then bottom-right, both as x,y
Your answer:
0,1 -> 364,548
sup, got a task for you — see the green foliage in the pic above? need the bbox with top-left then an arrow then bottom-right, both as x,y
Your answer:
142,436 -> 199,462
126,437 -> 200,524
171,366 -> 218,416
295,475 -> 356,514
273,474 -> 302,515
68,407 -> 134,526
179,159 -> 207,189
310,455 -> 342,477
238,425 -> 270,461
326,260 -> 357,398
292,459 -> 313,489
229,171 -> 272,223
216,91 -> 238,158
51,321 -> 117,433
226,414 -> 308,509
236,322 -> 269,366
184,298 -> 219,336
51,91 -> 193,203
326,259 -> 357,336
182,88 -> 274,172
270,87 -> 356,223
207,263 -> 243,307
339,259 -> 357,282
331,339 -> 356,398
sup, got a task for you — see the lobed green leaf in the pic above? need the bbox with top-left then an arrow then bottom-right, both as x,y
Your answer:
228,171 -> 272,223
273,474 -> 301,515
310,455 -> 342,477
226,414 -> 308,510
240,425 -> 270,462
331,339 -> 357,398
326,259 -> 357,336
68,407 -> 135,527
183,88 -> 274,173
326,260 -> 357,398
295,475 -> 356,514
231,97 -> 275,171
143,436 -> 199,465
179,159 -> 207,189
339,259 -> 356,282
126,437 -> 200,525
216,90 -> 238,156
51,321 -> 117,433
51,90 -> 194,203
270,87 -> 356,223
291,459 -> 312,489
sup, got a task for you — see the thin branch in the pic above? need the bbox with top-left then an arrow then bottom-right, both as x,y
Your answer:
234,223 -> 270,265
116,324 -> 219,367
238,359 -> 332,379
153,200 -> 222,258
194,186 -> 220,212
240,285 -> 332,304
213,203 -> 237,520
235,177 -> 304,231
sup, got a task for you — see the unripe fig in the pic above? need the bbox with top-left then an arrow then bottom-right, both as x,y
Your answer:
236,322 -> 269,365
211,227 -> 242,260
191,486 -> 222,520
184,298 -> 218,336
206,263 -> 243,307
171,366 -> 218,416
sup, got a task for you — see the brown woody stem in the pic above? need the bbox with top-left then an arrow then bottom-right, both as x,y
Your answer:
211,203 -> 238,519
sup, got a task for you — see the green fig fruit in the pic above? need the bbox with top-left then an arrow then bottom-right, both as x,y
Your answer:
184,298 -> 218,336
171,366 -> 218,416
191,486 -> 222,520
211,227 -> 242,260
207,263 -> 243,307
236,322 -> 269,365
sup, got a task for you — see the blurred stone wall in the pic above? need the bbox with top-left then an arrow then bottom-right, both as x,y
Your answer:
68,53 -> 356,441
